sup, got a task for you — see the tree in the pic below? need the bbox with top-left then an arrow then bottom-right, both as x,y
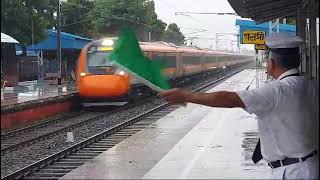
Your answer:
1,0 -> 54,45
88,0 -> 163,41
142,0 -> 166,41
61,0 -> 95,38
163,23 -> 185,45
149,19 -> 167,41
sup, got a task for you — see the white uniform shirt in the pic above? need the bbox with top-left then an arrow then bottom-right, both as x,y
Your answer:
237,68 -> 319,162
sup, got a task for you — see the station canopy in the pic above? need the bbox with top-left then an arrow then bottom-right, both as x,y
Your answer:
1,33 -> 19,44
227,0 -> 319,23
27,30 -> 92,51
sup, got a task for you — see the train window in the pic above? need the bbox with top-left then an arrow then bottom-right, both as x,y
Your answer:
153,52 -> 176,68
86,51 -> 111,67
86,46 -> 116,75
216,56 -> 224,62
203,56 -> 217,63
182,55 -> 201,65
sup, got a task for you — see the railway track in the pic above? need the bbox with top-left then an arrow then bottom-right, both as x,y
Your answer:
0,65 -> 242,155
1,112 -> 81,152
2,68 -> 243,180
0,94 -> 157,155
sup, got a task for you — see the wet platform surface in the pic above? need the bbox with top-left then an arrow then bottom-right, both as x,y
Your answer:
61,69 -> 271,179
1,81 -> 77,108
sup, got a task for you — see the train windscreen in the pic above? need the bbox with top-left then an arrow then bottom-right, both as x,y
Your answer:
86,46 -> 116,75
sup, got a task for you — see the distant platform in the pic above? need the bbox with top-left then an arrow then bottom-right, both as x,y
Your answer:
1,82 -> 77,129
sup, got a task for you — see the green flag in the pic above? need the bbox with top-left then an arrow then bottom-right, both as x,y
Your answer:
109,27 -> 170,92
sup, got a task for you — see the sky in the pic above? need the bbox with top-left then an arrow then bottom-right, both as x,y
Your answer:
153,0 -> 254,51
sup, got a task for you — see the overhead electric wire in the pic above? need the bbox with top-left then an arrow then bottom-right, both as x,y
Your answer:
157,0 -> 208,28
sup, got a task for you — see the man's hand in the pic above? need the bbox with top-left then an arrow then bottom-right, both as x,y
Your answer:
159,89 -> 245,108
159,88 -> 192,104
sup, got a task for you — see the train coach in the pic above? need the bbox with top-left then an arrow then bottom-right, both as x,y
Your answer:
77,38 -> 253,106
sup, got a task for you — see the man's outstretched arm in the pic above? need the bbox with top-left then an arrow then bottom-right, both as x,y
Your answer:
159,88 -> 245,108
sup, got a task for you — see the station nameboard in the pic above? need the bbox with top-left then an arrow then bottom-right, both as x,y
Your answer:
255,44 -> 267,50
242,30 -> 265,45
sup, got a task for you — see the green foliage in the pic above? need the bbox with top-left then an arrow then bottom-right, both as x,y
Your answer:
88,0 -> 163,40
1,0 -> 185,45
1,0 -> 53,45
163,23 -> 185,45
61,0 -> 95,37
150,19 -> 167,41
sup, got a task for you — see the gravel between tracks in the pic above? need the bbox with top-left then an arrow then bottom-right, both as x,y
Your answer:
1,68 -> 244,177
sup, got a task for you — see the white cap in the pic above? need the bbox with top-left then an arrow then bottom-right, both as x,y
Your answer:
266,32 -> 303,49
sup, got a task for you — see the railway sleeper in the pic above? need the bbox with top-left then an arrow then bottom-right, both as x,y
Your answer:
86,145 -> 112,148
143,117 -> 163,121
121,127 -> 144,131
144,115 -> 165,119
22,176 -> 60,180
115,130 -> 140,134
111,134 -> 132,137
27,172 -> 66,177
131,123 -> 155,127
63,155 -> 95,159
146,115 -> 166,118
59,159 -> 90,162
115,131 -> 141,135
97,140 -> 120,144
82,147 -> 109,151
72,152 -> 101,156
88,142 -> 114,146
157,110 -> 175,114
151,112 -> 167,115
111,134 -> 134,138
52,162 -> 85,166
45,165 -> 78,170
131,122 -> 153,126
127,123 -> 151,127
38,168 -> 73,173
77,149 -> 105,153
91,141 -> 116,145
166,106 -> 180,110
91,144 -> 117,148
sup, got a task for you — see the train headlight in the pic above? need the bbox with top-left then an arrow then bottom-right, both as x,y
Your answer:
115,69 -> 126,76
80,72 -> 86,77
118,71 -> 125,76
101,39 -> 114,46
223,66 -> 226,69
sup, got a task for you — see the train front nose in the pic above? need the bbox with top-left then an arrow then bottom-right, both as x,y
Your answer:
78,75 -> 130,97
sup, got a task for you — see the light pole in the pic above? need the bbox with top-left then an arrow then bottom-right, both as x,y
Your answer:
215,33 -> 239,51
57,0 -> 62,85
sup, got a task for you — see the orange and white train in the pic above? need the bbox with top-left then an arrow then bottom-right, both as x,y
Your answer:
77,38 -> 253,106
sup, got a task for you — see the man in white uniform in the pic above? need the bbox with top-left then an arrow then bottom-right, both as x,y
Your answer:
159,32 -> 319,179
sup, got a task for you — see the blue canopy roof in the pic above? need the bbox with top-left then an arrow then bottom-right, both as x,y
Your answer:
236,19 -> 296,44
27,30 -> 92,51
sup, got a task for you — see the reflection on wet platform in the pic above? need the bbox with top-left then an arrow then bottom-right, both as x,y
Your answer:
1,82 -> 77,107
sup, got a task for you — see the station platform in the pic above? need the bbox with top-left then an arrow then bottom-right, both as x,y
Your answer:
60,69 -> 272,179
1,81 -> 77,129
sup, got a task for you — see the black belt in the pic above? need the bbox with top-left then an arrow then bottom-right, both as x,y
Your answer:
268,151 -> 317,169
